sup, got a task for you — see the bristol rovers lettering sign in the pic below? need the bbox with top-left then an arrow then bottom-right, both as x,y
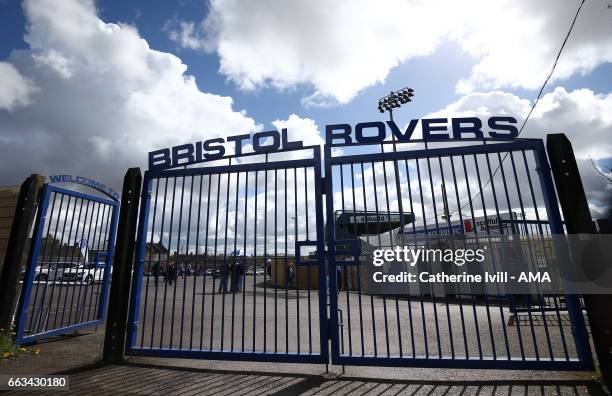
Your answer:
149,116 -> 518,171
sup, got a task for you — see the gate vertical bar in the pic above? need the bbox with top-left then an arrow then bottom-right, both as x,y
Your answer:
323,139 -> 335,363
98,197 -> 120,320
314,147 -> 329,362
14,184 -> 50,342
127,171 -> 150,351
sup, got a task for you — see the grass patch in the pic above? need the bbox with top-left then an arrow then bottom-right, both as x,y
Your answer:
0,329 -> 38,360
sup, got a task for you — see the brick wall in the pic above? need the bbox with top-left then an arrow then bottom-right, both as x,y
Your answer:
0,186 -> 20,274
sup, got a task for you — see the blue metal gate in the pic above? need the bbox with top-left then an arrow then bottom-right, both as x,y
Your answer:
126,146 -> 328,363
15,184 -> 119,344
324,138 -> 593,370
125,134 -> 593,371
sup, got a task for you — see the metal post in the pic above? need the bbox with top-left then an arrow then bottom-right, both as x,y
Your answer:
388,108 -> 406,237
0,174 -> 45,331
103,168 -> 142,363
546,133 -> 612,387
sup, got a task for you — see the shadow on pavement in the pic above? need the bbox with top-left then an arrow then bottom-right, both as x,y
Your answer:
27,331 -> 95,345
36,361 -> 609,395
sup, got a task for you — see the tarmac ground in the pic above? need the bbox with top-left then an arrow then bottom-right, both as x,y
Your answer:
3,275 -> 608,395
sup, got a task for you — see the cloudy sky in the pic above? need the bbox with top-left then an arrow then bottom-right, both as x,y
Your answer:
0,0 -> 611,218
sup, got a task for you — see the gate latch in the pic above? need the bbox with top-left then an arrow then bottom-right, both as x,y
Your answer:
295,241 -> 319,266
333,239 -> 361,266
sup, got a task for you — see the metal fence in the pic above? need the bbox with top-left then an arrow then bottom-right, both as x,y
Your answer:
324,138 -> 592,370
15,184 -> 118,344
126,147 -> 328,362
123,137 -> 593,371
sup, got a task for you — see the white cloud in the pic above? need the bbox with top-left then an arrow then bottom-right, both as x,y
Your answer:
173,0 -> 612,105
0,0 -> 259,189
426,87 -> 612,217
228,114 -> 330,167
165,20 -> 207,51
452,0 -> 612,94
0,62 -> 38,111
199,0 -> 455,106
429,87 -> 612,161
271,114 -> 324,148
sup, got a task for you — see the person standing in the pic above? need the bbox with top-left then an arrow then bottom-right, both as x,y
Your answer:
154,261 -> 160,286
218,262 -> 229,293
266,258 -> 272,278
287,264 -> 295,288
167,262 -> 176,286
230,258 -> 243,293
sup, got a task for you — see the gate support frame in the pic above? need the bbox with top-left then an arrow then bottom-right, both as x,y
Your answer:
103,168 -> 141,363
547,133 -> 612,388
0,174 -> 45,331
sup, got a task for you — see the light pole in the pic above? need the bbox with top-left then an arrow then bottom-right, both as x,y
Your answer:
377,87 -> 414,236
377,87 -> 414,124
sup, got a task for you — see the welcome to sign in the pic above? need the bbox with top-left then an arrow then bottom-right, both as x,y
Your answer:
48,174 -> 120,201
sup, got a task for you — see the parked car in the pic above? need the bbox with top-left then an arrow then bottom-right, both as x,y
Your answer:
21,262 -> 65,282
204,268 -> 223,278
245,268 -> 265,276
61,262 -> 106,284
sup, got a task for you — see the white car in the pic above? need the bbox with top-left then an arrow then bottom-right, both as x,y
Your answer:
61,262 -> 107,284
24,263 -> 64,282
245,268 -> 265,276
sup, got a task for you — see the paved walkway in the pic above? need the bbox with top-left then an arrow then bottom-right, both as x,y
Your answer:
1,330 -> 607,395
2,362 -> 608,395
